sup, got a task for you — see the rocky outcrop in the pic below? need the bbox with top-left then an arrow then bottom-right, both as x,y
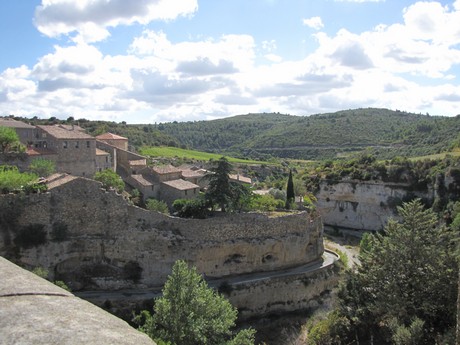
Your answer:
315,180 -> 431,231
0,176 -> 324,292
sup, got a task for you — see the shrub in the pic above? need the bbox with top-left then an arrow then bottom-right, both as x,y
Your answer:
146,198 -> 169,215
94,169 -> 124,193
28,158 -> 55,177
173,198 -> 208,219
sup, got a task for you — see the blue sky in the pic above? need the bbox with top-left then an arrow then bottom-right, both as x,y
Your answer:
0,0 -> 459,123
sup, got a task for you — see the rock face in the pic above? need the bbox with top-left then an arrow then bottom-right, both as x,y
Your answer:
315,180 -> 431,231
0,177 -> 324,292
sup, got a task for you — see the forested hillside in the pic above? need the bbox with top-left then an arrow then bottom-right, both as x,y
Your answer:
10,108 -> 460,161
158,108 -> 460,160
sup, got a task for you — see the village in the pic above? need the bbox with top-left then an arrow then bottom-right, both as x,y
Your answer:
0,116 -> 251,207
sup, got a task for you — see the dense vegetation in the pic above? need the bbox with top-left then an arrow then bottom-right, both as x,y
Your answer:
307,200 -> 459,344
10,108 -> 460,161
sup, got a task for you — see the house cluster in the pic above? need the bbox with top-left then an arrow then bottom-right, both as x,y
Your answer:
0,117 -> 251,207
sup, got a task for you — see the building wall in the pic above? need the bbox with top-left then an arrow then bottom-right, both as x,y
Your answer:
33,128 -> 97,177
160,184 -> 198,206
95,153 -> 112,172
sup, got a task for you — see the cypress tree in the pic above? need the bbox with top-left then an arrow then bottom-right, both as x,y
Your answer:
286,169 -> 295,209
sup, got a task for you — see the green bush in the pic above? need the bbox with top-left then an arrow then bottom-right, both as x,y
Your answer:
146,198 -> 169,215
172,198 -> 208,219
94,169 -> 124,193
0,165 -> 38,194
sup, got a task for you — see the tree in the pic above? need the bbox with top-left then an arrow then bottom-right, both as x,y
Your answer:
285,169 -> 295,209
29,158 -> 55,177
145,198 -> 169,215
205,157 -> 233,212
338,199 -> 457,343
0,126 -> 20,153
94,169 -> 124,193
137,260 -> 255,345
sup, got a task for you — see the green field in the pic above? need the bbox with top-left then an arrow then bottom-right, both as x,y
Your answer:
139,146 -> 274,165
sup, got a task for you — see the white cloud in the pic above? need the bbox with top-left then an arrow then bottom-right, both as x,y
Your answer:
2,0 -> 460,122
34,0 -> 198,43
302,17 -> 324,30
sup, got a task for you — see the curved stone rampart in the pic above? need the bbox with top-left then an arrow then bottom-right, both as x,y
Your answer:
0,176 -> 324,291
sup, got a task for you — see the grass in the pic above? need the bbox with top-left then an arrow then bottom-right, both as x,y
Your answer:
409,148 -> 460,161
139,146 -> 275,165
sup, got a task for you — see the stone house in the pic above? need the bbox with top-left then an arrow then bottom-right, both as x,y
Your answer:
33,125 -> 110,177
0,118 -> 36,145
96,132 -> 129,151
125,164 -> 201,206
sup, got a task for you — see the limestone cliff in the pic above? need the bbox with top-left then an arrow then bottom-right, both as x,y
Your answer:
315,180 -> 432,231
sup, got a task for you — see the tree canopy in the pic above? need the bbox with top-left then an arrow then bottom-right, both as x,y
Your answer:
93,169 -> 124,193
0,126 -> 20,153
136,260 -> 255,345
205,157 -> 234,212
336,199 -> 457,344
28,158 -> 55,177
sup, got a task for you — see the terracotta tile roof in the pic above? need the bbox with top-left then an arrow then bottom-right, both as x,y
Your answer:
96,148 -> 110,156
162,179 -> 199,191
37,125 -> 94,140
181,168 -> 206,179
129,174 -> 153,187
57,124 -> 85,132
96,132 -> 128,140
152,164 -> 181,175
26,147 -> 57,156
46,174 -> 78,189
0,118 -> 35,129
229,174 -> 252,184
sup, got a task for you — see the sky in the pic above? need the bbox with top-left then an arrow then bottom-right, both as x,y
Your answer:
0,0 -> 460,124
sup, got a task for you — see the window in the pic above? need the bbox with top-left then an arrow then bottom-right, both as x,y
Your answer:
105,156 -> 109,163
42,133 -> 47,138
86,141 -> 90,148
75,141 -> 79,148
185,190 -> 188,196
63,141 -> 68,149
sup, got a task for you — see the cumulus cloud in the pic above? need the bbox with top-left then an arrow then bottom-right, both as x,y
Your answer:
302,17 -> 324,30
34,0 -> 198,42
2,0 -> 460,122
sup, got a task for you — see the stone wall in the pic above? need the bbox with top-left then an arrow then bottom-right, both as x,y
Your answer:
0,177 -> 324,291
315,180 -> 432,231
228,261 -> 339,319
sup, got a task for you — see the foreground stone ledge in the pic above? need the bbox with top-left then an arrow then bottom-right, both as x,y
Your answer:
0,256 -> 155,345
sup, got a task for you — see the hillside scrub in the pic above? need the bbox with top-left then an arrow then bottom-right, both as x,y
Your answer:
12,108 -> 460,161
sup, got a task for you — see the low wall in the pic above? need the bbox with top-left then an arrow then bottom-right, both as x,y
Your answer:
0,256 -> 155,345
